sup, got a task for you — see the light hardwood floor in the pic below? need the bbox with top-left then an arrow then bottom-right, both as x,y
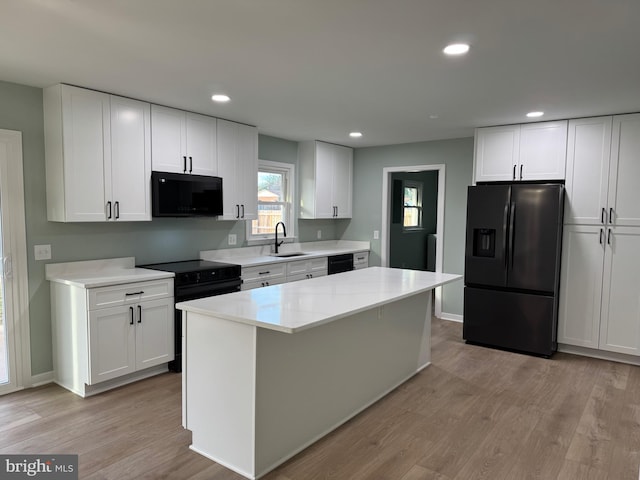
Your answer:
2,318 -> 640,479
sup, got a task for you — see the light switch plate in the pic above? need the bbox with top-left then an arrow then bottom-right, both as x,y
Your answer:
373,230 -> 379,240
317,230 -> 322,239
228,234 -> 237,246
34,244 -> 52,261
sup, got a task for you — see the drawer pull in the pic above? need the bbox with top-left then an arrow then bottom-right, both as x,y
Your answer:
258,271 -> 270,275
125,291 -> 144,296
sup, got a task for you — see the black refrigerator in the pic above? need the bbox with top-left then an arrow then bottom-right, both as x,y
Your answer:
463,183 -> 564,357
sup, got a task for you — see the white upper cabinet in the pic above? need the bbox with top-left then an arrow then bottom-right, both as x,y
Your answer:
150,105 -> 217,176
473,121 -> 567,183
608,114 -> 640,226
473,125 -> 520,182
44,84 -> 151,222
299,140 -> 353,219
216,119 -> 258,220
109,96 -> 152,221
564,113 -> 640,227
564,117 -> 612,225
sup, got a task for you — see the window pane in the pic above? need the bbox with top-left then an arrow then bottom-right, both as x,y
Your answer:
258,171 -> 284,202
403,206 -> 420,227
252,203 -> 285,235
404,187 -> 418,206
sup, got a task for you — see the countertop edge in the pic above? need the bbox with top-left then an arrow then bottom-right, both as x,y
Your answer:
177,271 -> 462,333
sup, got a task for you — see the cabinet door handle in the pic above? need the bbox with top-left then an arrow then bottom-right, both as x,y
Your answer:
129,306 -> 134,325
607,228 -> 612,245
125,291 -> 144,296
236,205 -> 240,218
183,156 -> 187,173
189,156 -> 193,173
519,164 -> 523,180
599,228 -> 604,245
609,208 -> 614,224
512,165 -> 516,180
241,204 -> 245,218
114,201 -> 120,219
137,305 -> 142,323
106,201 -> 112,219
601,207 -> 606,224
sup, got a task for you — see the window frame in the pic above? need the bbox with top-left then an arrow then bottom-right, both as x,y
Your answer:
402,180 -> 424,231
246,159 -> 296,244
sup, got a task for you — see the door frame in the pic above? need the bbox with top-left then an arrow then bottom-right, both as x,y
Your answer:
381,164 -> 446,316
0,129 -> 31,395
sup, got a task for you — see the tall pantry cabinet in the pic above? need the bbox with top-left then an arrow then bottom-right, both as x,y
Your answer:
558,114 -> 640,356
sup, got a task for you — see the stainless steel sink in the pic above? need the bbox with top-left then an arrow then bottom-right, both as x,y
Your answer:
272,252 -> 308,258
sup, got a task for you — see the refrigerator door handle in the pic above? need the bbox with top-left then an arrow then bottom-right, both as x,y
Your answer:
503,203 -> 510,267
508,202 -> 516,267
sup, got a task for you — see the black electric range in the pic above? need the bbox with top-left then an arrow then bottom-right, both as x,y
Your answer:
140,259 -> 242,372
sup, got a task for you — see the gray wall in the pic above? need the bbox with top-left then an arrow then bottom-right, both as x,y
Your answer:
341,138 -> 474,316
389,171 -> 438,270
0,80 -> 341,376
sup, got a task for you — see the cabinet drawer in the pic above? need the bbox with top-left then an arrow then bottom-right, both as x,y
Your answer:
309,257 -> 328,272
353,252 -> 369,267
242,263 -> 286,283
287,257 -> 328,276
88,279 -> 174,310
241,276 -> 287,291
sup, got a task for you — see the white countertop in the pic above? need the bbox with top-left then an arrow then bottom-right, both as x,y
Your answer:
200,240 -> 370,268
46,257 -> 174,288
176,266 -> 461,333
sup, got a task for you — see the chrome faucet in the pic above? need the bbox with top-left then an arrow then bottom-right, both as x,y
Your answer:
274,222 -> 287,254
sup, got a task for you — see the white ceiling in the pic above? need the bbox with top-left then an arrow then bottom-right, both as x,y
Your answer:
2,0 -> 640,147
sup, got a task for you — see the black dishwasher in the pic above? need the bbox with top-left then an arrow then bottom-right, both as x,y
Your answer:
327,254 -> 354,274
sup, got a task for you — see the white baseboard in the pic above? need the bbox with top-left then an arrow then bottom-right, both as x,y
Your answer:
438,312 -> 463,323
558,344 -> 640,366
30,371 -> 54,387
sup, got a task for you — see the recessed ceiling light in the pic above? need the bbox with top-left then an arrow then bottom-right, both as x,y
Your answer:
349,132 -> 363,138
429,114 -> 439,119
211,94 -> 230,103
526,111 -> 544,118
443,43 -> 470,55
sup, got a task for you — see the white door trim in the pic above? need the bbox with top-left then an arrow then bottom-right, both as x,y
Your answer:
381,164 -> 446,317
0,129 -> 31,395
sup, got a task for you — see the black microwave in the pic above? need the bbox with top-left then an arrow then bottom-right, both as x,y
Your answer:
151,171 -> 223,217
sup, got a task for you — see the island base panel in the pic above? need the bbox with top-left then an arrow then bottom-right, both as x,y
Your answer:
184,291 -> 431,479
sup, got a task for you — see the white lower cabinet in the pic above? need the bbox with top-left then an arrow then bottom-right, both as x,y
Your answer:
286,257 -> 328,282
51,278 -> 174,396
558,225 -> 640,356
353,252 -> 370,270
241,263 -> 287,291
599,227 -> 640,355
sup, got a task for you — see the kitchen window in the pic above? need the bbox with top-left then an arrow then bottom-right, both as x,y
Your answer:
403,181 -> 423,230
247,160 -> 295,242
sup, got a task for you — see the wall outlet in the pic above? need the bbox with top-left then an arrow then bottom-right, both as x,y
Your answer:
228,234 -> 237,246
317,229 -> 322,239
34,244 -> 52,261
373,230 -> 379,240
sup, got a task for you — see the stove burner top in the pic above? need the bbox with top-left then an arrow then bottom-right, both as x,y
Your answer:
141,259 -> 238,274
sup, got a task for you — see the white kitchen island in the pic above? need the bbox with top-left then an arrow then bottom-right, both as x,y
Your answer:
176,267 -> 461,479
